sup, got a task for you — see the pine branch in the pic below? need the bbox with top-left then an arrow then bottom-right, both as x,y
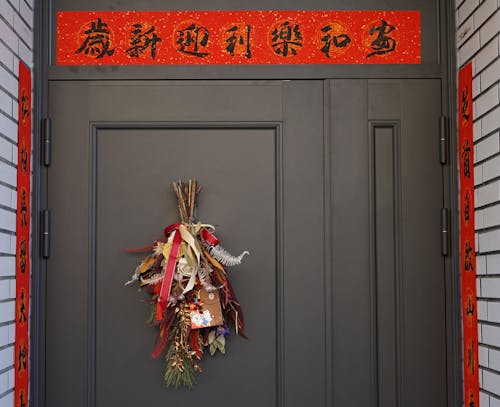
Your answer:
164,304 -> 201,388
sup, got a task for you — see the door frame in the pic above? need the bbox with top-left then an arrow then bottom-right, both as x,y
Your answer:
31,1 -> 461,406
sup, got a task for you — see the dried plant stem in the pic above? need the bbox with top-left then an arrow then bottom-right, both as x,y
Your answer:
173,179 -> 199,224
173,181 -> 188,223
189,179 -> 197,222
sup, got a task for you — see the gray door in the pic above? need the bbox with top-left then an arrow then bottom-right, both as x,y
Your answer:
44,79 -> 446,407
328,80 -> 447,407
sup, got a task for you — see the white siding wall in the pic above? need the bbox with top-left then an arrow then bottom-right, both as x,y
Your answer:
457,0 -> 500,405
0,0 -> 33,405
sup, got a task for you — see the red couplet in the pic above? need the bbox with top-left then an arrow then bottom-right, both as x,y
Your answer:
56,10 -> 420,65
14,61 -> 31,407
459,62 -> 479,407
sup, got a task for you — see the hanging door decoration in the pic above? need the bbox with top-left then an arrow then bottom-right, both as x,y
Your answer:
126,180 -> 248,388
14,61 -> 31,407
458,62 -> 480,407
57,10 -> 420,65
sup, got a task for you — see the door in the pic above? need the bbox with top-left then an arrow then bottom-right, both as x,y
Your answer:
328,80 -> 447,407
43,79 -> 447,407
45,80 -> 326,407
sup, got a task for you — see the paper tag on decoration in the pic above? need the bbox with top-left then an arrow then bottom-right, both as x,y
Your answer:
189,288 -> 223,329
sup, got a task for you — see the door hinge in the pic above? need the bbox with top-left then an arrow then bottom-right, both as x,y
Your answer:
440,208 -> 449,257
41,117 -> 51,167
439,115 -> 448,165
41,209 -> 50,258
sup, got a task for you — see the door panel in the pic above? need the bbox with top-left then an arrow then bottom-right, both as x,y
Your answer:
45,79 -> 447,406
46,81 -> 326,407
330,79 -> 446,406
96,128 -> 277,406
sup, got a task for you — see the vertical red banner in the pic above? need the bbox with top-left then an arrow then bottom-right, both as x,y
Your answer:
14,61 -> 31,407
459,62 -> 479,407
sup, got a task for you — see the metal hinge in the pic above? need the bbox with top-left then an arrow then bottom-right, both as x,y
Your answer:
440,208 -> 449,257
439,116 -> 448,165
41,210 -> 50,258
41,117 -> 51,167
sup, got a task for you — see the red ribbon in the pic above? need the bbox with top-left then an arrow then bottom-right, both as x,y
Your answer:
199,228 -> 219,246
157,227 -> 182,321
164,223 -> 180,237
125,243 -> 158,253
189,330 -> 202,359
125,223 -> 182,253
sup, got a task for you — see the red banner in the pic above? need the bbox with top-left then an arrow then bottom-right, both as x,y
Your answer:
14,61 -> 31,407
57,10 -> 420,65
459,62 -> 479,407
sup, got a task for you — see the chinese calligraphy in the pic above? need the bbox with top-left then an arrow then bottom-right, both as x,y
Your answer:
461,86 -> 471,124
15,61 -> 31,407
458,61 -> 478,407
465,290 -> 475,327
20,188 -> 28,228
175,21 -> 209,57
61,12 -> 420,64
76,18 -> 115,58
466,297 -> 475,316
20,90 -> 29,125
462,139 -> 472,179
19,142 -> 28,173
271,20 -> 303,56
464,190 -> 471,222
464,241 -> 474,272
17,344 -> 27,372
225,23 -> 252,58
366,19 -> 396,58
18,239 -> 26,274
126,23 -> 162,59
320,23 -> 351,58
18,390 -> 26,407
467,340 -> 476,376
18,291 -> 27,324
468,391 -> 476,407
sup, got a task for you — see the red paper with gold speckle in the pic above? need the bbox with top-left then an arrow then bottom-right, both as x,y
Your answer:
459,62 -> 480,407
14,61 -> 31,407
56,10 -> 420,65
